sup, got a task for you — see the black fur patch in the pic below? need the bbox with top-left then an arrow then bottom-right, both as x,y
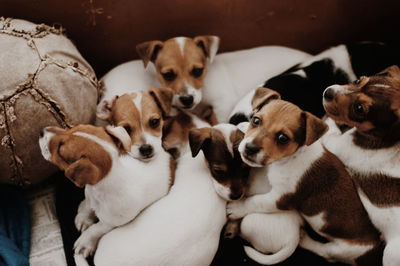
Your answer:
229,113 -> 249,125
263,58 -> 350,117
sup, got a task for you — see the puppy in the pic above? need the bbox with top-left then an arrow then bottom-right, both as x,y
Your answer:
195,123 -> 303,265
93,125 -> 229,266
96,87 -> 173,161
162,109 -> 210,158
100,37 -> 310,122
322,65 -> 400,266
39,124 -> 172,265
227,87 -> 383,266
229,42 -> 400,124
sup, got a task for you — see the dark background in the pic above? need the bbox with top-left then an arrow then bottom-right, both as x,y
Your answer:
3,0 -> 400,77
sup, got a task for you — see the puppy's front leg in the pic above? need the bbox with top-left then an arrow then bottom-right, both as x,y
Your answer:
75,199 -> 97,232
227,190 -> 281,220
74,221 -> 113,258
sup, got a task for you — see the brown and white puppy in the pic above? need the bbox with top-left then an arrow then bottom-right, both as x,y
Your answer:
136,36 -> 219,110
323,65 -> 400,266
96,87 -> 173,162
162,109 -> 210,159
227,87 -> 383,266
191,123 -> 303,265
39,124 -> 172,265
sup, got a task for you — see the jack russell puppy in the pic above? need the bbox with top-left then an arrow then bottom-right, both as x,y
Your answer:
193,123 -> 303,265
100,36 -> 310,122
229,42 -> 400,124
322,65 -> 400,266
38,124 -> 172,265
227,87 -> 383,266
93,122 -> 231,266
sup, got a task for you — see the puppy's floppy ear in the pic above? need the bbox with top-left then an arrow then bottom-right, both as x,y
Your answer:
251,87 -> 281,111
302,111 -> 328,146
136,40 -> 164,68
65,157 -> 101,188
193,35 -> 220,63
189,127 -> 212,157
149,87 -> 174,117
105,125 -> 131,152
96,96 -> 117,121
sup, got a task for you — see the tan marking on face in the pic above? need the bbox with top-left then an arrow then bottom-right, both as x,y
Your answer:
155,38 -> 207,94
47,125 -> 113,187
245,100 -> 305,164
324,68 -> 400,134
109,92 -> 163,146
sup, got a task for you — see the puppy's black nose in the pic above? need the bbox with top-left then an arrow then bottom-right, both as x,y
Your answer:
139,144 -> 154,157
230,193 -> 243,201
179,95 -> 194,107
323,88 -> 335,102
245,143 -> 260,156
39,128 -> 45,138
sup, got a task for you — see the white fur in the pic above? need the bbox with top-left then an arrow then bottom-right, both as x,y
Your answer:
324,127 -> 400,266
94,152 -> 227,266
213,123 -> 237,156
39,131 -> 54,160
238,167 -> 303,265
175,37 -> 187,55
39,128 -> 171,265
99,45 -> 310,123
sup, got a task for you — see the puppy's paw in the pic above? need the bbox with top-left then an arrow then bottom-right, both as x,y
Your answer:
73,232 -> 98,258
75,213 -> 97,232
227,200 -> 248,220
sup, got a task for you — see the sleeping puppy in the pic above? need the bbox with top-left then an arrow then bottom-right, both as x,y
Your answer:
39,124 -> 172,266
322,65 -> 400,266
229,42 -> 400,123
93,122 -> 230,266
195,123 -> 303,265
227,87 -> 383,266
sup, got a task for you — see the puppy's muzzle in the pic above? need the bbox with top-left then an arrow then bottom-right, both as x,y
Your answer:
179,94 -> 194,108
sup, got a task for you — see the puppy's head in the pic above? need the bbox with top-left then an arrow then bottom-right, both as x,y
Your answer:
96,88 -> 173,162
189,124 -> 250,201
39,124 -> 131,187
323,65 -> 400,144
136,35 -> 220,109
239,87 -> 328,167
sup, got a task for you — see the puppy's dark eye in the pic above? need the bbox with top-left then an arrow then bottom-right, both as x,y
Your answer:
162,71 -> 176,82
353,102 -> 365,115
191,67 -> 204,78
251,116 -> 261,127
276,133 -> 290,145
149,118 -> 160,128
353,79 -> 360,85
213,168 -> 226,177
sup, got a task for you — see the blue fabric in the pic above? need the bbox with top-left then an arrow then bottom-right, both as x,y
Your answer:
0,185 -> 30,266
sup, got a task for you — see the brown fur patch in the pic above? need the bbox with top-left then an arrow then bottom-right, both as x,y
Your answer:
48,125 -> 114,187
353,173 -> 400,207
276,150 -> 381,244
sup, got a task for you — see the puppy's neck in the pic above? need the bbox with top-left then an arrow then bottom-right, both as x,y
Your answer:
353,130 -> 399,149
273,140 -> 324,168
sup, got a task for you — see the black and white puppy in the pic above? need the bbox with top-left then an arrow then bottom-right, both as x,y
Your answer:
229,42 -> 400,123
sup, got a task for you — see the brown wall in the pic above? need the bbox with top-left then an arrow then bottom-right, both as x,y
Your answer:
3,0 -> 400,76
